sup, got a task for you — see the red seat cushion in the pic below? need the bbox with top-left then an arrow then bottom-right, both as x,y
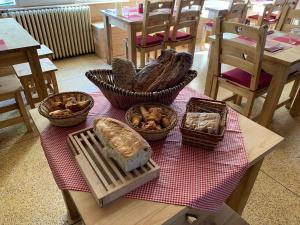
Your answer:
156,31 -> 192,41
248,14 -> 277,23
205,21 -> 214,28
135,35 -> 163,47
221,68 -> 272,89
264,17 -> 278,23
248,14 -> 259,20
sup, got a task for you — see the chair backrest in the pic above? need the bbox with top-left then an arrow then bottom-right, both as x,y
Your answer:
284,0 -> 299,9
226,0 -> 249,23
257,0 -> 286,25
214,17 -> 268,91
171,0 -> 204,41
141,0 -> 174,46
276,5 -> 300,31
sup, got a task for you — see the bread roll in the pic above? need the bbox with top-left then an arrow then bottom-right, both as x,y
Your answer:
49,109 -> 72,117
94,117 -> 152,172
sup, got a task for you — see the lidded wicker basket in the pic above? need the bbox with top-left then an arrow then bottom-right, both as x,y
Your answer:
38,92 -> 94,127
85,69 -> 197,109
125,103 -> 178,141
180,98 -> 228,150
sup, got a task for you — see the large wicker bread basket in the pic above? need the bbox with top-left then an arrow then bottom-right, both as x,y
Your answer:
85,69 -> 197,109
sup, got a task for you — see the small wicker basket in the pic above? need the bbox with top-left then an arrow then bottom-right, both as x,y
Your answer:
180,98 -> 228,150
85,69 -> 197,109
38,92 -> 94,127
125,103 -> 178,141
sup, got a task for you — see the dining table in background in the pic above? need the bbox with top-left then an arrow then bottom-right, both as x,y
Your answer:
29,92 -> 282,225
205,31 -> 300,127
0,18 -> 48,99
202,0 -> 230,19
100,8 -> 201,66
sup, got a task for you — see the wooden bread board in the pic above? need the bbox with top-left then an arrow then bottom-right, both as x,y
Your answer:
67,126 -> 160,207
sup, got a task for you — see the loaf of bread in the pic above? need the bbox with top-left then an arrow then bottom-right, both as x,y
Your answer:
112,58 -> 136,90
93,117 -> 152,172
185,112 -> 221,134
134,49 -> 193,92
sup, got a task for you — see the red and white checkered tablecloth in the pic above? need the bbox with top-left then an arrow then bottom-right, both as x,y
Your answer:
40,88 -> 248,211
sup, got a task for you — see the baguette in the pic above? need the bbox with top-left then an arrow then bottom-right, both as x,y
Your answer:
93,117 -> 152,172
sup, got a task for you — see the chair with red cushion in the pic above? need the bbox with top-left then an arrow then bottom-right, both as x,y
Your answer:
200,0 -> 249,50
210,17 -> 269,117
164,0 -> 204,57
124,0 -> 174,67
247,0 -> 286,27
210,17 -> 300,118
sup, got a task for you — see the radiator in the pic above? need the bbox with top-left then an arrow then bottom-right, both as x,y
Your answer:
3,5 -> 94,59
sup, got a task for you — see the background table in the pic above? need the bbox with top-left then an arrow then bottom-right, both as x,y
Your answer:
0,18 -> 48,99
205,31 -> 300,127
100,9 -> 198,66
29,99 -> 282,225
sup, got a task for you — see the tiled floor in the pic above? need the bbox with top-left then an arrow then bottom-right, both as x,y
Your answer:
0,46 -> 300,225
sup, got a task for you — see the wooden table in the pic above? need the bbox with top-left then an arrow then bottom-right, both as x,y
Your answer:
203,1 -> 230,19
29,105 -> 282,225
204,32 -> 300,127
100,9 -> 199,66
0,18 -> 47,99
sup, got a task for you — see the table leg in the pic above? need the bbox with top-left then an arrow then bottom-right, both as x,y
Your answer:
103,15 -> 113,65
127,25 -> 137,67
204,41 -> 215,96
26,49 -> 48,99
61,190 -> 81,224
258,65 -> 289,127
290,85 -> 300,117
226,159 -> 263,215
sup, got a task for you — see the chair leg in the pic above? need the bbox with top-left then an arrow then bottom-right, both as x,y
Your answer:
154,50 -> 158,59
15,90 -> 32,132
243,93 -> 255,118
235,95 -> 243,105
286,77 -> 300,109
124,39 -> 129,59
20,77 -> 35,109
140,50 -> 146,68
50,71 -> 59,94
210,77 -> 219,99
290,86 -> 300,116
200,26 -> 208,50
188,39 -> 196,58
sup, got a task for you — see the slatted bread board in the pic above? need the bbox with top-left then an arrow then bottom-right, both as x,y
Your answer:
67,126 -> 160,207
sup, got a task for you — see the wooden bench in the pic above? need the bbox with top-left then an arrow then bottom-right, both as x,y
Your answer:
0,75 -> 32,131
13,58 -> 58,108
163,204 -> 249,225
37,44 -> 54,59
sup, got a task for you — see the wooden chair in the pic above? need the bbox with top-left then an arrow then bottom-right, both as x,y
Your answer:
124,0 -> 174,67
160,0 -> 204,57
248,0 -> 286,27
13,58 -> 58,109
276,5 -> 300,110
211,18 -> 268,117
210,17 -> 300,118
162,204 -> 249,225
200,0 -> 249,50
0,75 -> 32,132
